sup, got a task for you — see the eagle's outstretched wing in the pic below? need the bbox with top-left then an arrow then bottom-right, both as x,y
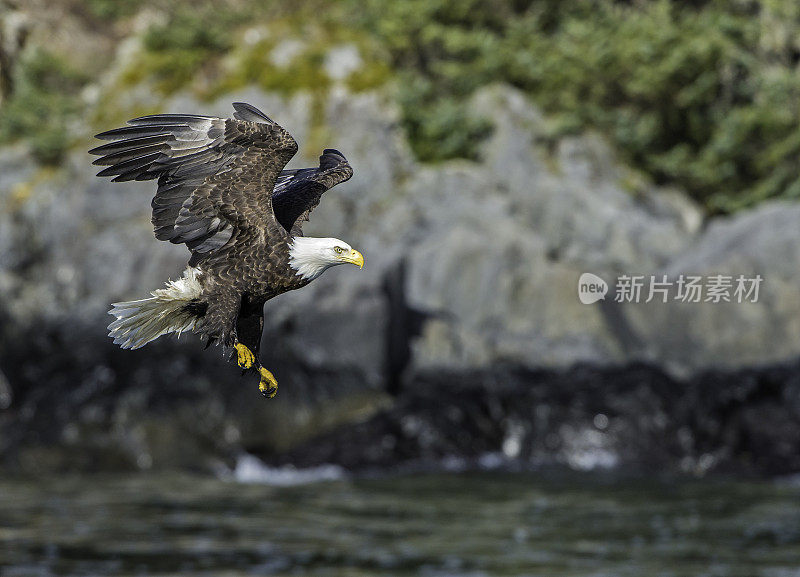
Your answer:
89,102 -> 297,259
271,148 -> 353,237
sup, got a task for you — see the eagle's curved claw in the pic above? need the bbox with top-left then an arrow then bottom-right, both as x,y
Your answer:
235,343 -> 255,369
258,367 -> 278,398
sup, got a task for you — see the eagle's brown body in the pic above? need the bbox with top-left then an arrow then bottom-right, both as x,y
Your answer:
91,103 -> 357,396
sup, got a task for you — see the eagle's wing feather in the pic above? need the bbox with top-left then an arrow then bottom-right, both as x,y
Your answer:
90,103 -> 298,258
271,148 -> 353,236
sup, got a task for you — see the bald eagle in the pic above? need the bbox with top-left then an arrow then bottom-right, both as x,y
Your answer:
90,103 -> 362,397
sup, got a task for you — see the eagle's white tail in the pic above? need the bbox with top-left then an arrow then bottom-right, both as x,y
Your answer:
108,267 -> 205,350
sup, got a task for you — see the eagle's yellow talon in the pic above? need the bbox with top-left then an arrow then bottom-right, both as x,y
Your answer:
258,367 -> 278,398
235,343 -> 255,369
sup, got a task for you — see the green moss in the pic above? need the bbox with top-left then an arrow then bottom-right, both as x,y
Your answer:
84,0 -> 139,21
219,36 -> 335,154
123,49 -> 211,95
346,60 -> 392,92
238,40 -> 331,96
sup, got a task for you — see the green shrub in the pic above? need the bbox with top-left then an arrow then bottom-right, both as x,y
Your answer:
397,74 -> 491,162
134,6 -> 239,94
72,0 -> 800,210
354,0 -> 800,211
142,9 -> 234,53
0,49 -> 88,165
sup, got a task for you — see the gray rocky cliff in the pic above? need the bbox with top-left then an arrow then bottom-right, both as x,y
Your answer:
1,84 -> 799,474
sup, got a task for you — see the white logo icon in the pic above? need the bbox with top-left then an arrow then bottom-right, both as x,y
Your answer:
578,273 -> 608,304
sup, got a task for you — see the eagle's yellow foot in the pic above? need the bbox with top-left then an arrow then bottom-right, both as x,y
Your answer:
258,367 -> 278,398
234,343 -> 255,369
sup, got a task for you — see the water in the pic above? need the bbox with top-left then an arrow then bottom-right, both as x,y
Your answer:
1,471 -> 799,576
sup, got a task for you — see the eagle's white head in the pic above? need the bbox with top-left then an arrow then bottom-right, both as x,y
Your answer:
288,237 -> 364,281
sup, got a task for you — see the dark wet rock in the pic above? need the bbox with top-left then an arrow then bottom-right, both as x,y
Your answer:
0,314 -> 388,473
262,361 -> 800,477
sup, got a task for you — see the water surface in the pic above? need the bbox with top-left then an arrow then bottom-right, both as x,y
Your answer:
1,471 -> 798,576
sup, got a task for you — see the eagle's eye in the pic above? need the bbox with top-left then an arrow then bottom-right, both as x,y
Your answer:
334,246 -> 345,254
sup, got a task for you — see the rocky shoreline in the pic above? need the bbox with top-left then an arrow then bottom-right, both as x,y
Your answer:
259,360 -> 800,478
3,324 -> 799,477
2,84 -> 800,476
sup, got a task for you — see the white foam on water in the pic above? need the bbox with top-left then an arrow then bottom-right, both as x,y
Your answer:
558,425 -> 620,471
232,453 -> 347,486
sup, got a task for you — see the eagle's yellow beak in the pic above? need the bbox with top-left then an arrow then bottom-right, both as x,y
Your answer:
341,249 -> 364,269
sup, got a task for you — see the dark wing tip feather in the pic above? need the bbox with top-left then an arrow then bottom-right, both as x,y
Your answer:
91,143 -> 170,166
89,134 -> 175,156
93,124 -> 191,141
319,148 -> 350,172
271,147 -> 353,236
232,102 -> 274,124
95,152 -> 163,177
94,126 -> 140,141
128,113 -> 213,124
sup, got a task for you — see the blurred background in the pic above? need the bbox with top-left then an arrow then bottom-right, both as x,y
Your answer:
1,0 -> 800,575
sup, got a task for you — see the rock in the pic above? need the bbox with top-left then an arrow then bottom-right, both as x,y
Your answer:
269,39 -> 306,68
3,81 -> 800,475
324,44 -> 363,82
469,86 -> 705,270
0,368 -> 11,409
263,361 -> 800,477
397,86 -> 800,378
622,201 -> 800,375
401,86 -> 708,374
